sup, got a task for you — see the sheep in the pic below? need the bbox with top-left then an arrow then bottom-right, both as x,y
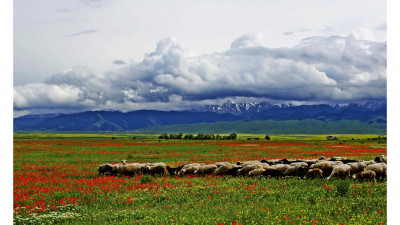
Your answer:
237,164 -> 263,176
261,167 -> 282,178
282,166 -> 307,177
380,155 -> 387,164
363,160 -> 376,166
346,162 -> 367,175
144,163 -> 166,176
121,163 -> 141,176
260,158 -> 272,165
166,166 -> 178,175
306,168 -> 324,179
307,162 -> 334,178
327,164 -> 351,180
215,162 -> 228,167
329,161 -> 344,166
194,164 -> 218,175
248,168 -> 266,177
111,163 -> 124,176
215,163 -> 238,175
98,163 -> 114,176
329,157 -> 347,161
178,165 -> 202,176
267,160 -> 281,165
110,163 -> 140,176
290,162 -> 308,167
274,158 -> 291,164
354,170 -> 376,182
241,160 -> 263,167
166,163 -> 188,175
225,166 -> 242,177
310,161 -> 332,169
366,163 -> 387,181
271,164 -> 291,174
303,160 -> 317,167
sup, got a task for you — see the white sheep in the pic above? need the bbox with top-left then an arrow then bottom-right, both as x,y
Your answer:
194,164 -> 218,175
178,165 -> 201,176
144,163 -> 166,176
271,164 -> 291,174
329,161 -> 344,166
290,162 -> 308,167
248,168 -> 266,177
346,162 -> 367,175
215,163 -> 237,175
366,163 -> 387,180
238,164 -> 263,176
327,164 -> 351,180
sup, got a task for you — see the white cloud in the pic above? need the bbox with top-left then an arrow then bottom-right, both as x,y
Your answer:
13,33 -> 386,114
230,33 -> 265,49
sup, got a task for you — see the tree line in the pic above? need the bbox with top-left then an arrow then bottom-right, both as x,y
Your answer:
158,133 -> 237,140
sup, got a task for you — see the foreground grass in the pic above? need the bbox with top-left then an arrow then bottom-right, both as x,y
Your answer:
14,176 -> 386,225
13,135 -> 387,224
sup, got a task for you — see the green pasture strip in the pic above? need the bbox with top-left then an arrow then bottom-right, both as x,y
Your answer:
14,132 -> 386,141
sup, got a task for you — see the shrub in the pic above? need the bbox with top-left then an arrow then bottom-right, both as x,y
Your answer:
336,180 -> 350,196
140,176 -> 152,184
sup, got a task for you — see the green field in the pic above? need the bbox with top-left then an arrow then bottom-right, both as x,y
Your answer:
13,133 -> 387,224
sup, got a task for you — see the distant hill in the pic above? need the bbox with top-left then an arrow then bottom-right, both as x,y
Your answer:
13,101 -> 386,133
14,110 -> 240,131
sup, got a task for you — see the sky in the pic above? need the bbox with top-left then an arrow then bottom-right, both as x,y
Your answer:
13,0 -> 387,116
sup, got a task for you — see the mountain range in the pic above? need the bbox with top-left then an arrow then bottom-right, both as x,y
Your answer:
13,101 -> 386,134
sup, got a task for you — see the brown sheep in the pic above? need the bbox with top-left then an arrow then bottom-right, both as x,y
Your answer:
261,167 -> 282,178
354,170 -> 376,182
283,166 -> 307,177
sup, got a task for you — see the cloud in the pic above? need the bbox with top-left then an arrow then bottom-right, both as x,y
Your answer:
375,23 -> 387,31
14,33 -> 386,113
230,33 -> 265,49
63,30 -> 98,37
113,60 -> 126,65
283,31 -> 293,35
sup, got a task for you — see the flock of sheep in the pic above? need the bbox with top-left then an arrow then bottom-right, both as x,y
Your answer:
98,155 -> 387,182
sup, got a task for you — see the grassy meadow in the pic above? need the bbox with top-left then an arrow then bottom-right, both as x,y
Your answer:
13,133 -> 387,224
